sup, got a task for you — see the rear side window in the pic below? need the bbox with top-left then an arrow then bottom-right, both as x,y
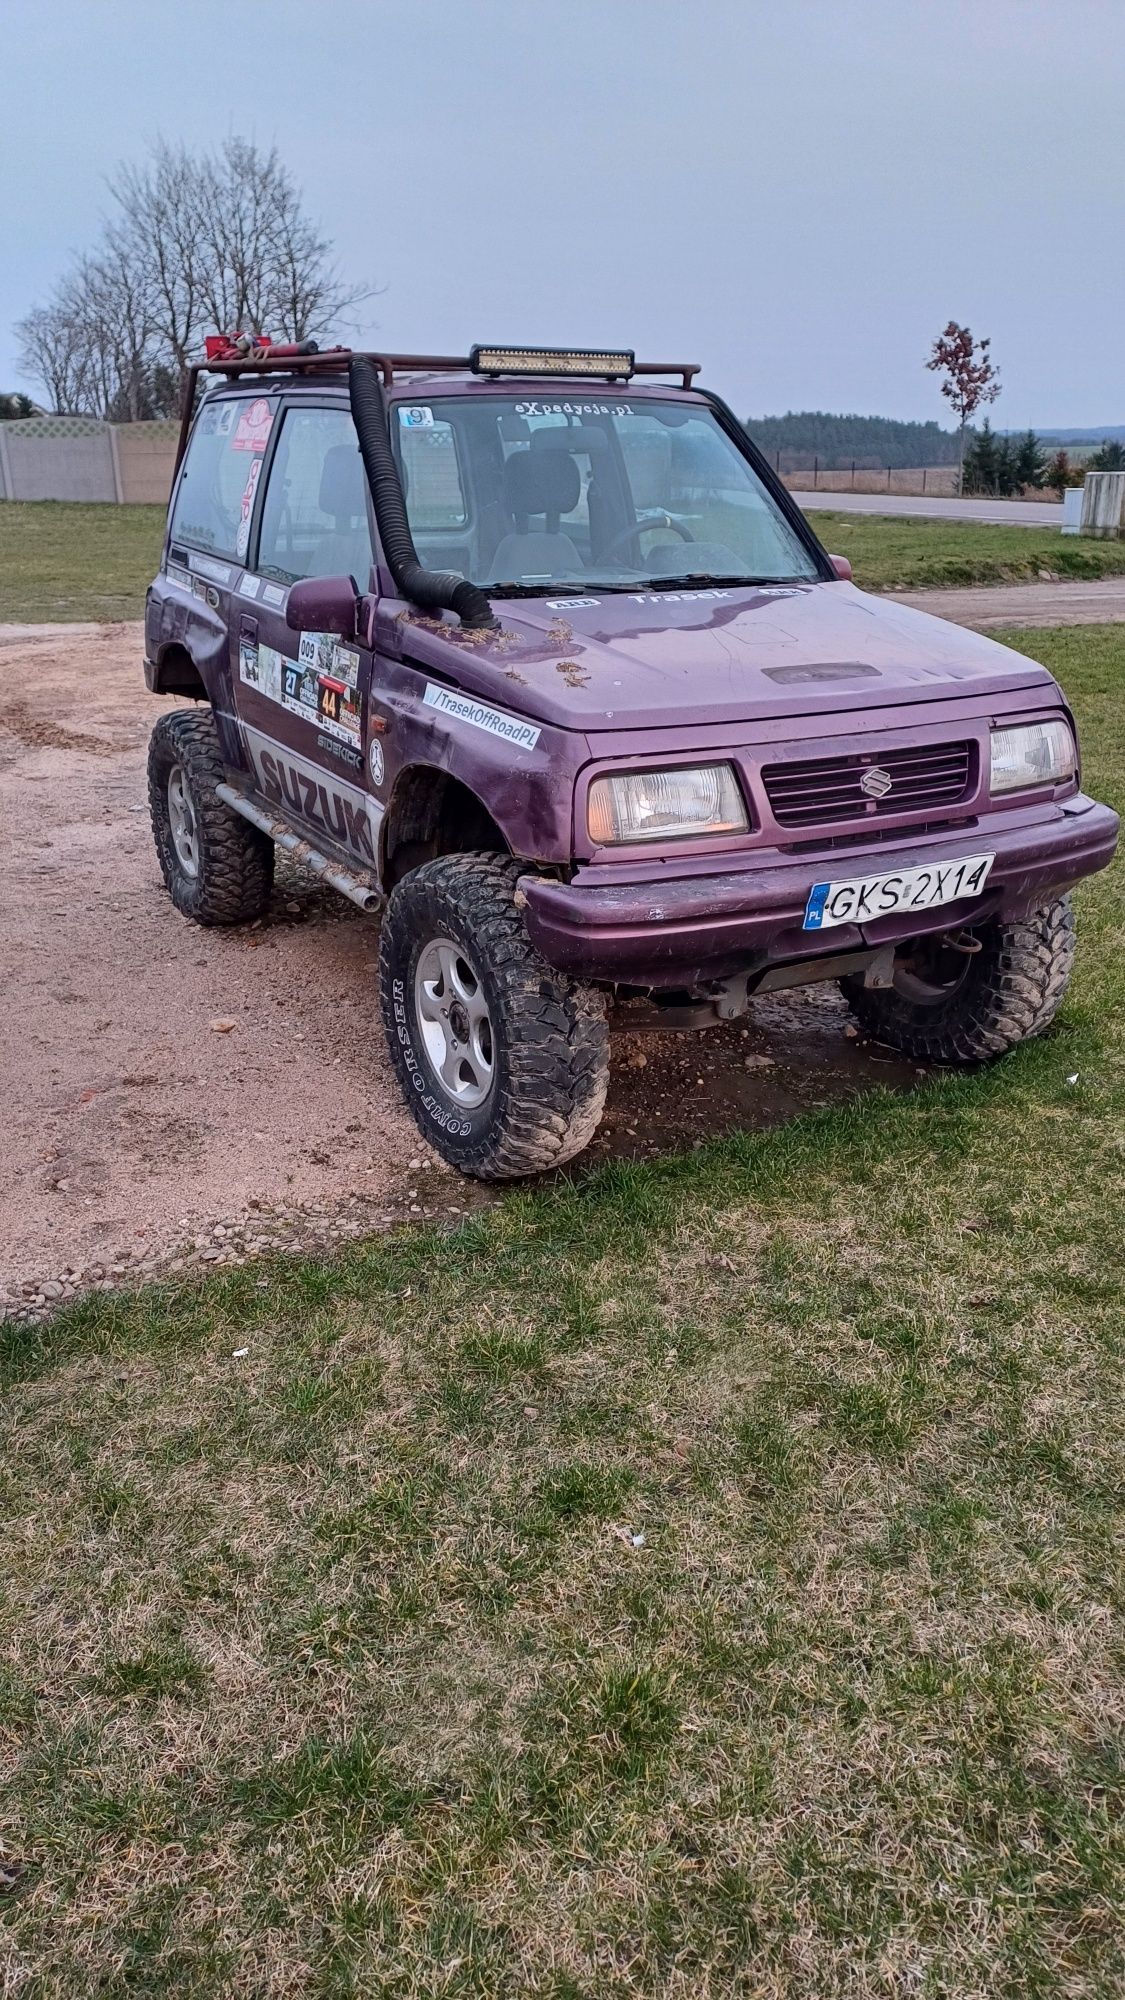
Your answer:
255,406 -> 374,584
170,397 -> 275,560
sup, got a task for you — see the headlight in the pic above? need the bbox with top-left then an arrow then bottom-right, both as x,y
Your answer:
587,763 -> 748,844
990,719 -> 1076,794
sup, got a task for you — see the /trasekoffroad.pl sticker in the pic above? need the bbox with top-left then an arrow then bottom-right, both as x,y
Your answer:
423,684 -> 540,751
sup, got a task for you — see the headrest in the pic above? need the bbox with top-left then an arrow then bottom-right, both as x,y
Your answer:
503,448 -> 581,525
529,424 -> 608,455
319,441 -> 365,522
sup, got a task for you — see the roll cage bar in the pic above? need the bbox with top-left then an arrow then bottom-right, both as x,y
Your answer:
173,349 -> 701,478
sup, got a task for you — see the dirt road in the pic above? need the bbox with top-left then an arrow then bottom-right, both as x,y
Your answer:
797,491 -> 1065,527
1,623 -> 922,1313
889,577 -> 1125,628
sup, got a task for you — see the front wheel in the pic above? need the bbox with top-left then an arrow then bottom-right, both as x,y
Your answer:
379,853 -> 609,1179
839,895 -> 1076,1063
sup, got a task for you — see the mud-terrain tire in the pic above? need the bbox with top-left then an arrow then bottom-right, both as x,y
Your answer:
379,852 -> 609,1179
839,895 -> 1076,1063
148,709 -> 273,926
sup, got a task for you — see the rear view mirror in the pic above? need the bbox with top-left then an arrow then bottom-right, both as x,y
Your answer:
285,574 -> 359,637
829,554 -> 853,581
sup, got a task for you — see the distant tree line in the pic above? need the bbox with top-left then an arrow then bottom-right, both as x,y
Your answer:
746,412 -> 963,470
963,424 -> 1125,497
15,138 -> 369,421
961,422 -> 1045,496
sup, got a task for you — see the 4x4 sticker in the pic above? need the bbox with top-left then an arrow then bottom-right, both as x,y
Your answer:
423,683 -> 540,751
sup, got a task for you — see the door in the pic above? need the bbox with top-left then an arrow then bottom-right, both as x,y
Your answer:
231,401 -> 383,875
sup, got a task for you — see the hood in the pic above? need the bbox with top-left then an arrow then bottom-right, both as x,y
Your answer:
396,580 -> 1056,733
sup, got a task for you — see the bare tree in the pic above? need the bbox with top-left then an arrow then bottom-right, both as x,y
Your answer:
16,137 -> 370,417
925,322 -> 1001,494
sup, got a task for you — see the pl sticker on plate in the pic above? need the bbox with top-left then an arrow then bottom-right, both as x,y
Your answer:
803,853 -> 994,931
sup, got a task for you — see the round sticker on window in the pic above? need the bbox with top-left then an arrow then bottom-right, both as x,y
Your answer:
368,737 -> 384,789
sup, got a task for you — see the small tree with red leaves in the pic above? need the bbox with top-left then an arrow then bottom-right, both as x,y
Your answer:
926,322 -> 1001,494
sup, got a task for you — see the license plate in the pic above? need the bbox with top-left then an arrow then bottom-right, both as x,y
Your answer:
803,853 -> 994,931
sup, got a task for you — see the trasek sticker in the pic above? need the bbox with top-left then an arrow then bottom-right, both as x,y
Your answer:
423,683 -> 540,751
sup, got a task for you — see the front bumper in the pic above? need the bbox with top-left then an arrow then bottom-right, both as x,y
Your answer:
520,794 -> 1119,988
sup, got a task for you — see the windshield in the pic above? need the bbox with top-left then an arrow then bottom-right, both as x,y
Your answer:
393,393 -> 820,594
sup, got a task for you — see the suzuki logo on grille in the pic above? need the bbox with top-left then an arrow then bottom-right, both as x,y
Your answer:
860,765 -> 893,800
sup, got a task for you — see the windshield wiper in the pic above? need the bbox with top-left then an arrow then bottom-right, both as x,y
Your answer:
486,580 -> 639,598
630,573 -> 802,591
486,581 -> 584,597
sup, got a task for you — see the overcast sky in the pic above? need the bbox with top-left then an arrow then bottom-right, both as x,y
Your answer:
4,0 -> 1123,428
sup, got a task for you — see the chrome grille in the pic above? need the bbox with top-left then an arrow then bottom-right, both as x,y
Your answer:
762,741 -> 973,829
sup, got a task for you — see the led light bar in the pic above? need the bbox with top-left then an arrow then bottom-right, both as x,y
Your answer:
470,345 -> 635,379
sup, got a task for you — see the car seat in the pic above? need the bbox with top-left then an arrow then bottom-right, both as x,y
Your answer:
490,450 -> 583,582
315,442 -> 375,582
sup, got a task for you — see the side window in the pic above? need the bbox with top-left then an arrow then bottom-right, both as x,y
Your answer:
397,415 -> 467,529
170,397 -> 273,560
256,407 -> 374,584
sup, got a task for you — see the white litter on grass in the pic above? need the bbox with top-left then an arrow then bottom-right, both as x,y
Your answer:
232,1347 -> 249,1359
1067,1074 -> 1080,1086
610,1524 -> 646,1549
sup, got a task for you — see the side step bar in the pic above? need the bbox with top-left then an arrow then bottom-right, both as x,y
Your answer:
216,783 -> 382,914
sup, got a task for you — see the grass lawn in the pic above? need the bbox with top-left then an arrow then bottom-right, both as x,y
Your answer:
2,626 -> 1124,1995
3,500 -> 1125,622
807,510 -> 1125,592
0,502 -> 164,623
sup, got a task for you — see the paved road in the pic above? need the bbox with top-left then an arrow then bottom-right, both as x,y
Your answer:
888,577 -> 1125,629
795,491 -> 1065,528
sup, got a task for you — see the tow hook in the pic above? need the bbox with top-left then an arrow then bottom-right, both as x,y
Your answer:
938,928 -> 983,955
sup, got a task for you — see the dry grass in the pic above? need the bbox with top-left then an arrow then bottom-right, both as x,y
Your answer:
2,626 -> 1124,1995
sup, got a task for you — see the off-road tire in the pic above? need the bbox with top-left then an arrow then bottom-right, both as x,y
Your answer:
148,709 -> 273,926
839,895 -> 1076,1063
379,853 -> 610,1179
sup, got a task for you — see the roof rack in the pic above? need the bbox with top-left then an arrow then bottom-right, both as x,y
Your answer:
174,347 -> 701,474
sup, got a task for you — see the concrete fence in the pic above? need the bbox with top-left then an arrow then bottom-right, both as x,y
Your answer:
0,417 -> 178,504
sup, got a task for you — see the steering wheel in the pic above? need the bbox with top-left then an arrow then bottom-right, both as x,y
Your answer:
598,515 -> 694,565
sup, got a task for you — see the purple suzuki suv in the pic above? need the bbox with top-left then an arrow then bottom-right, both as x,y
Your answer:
143,341 -> 1118,1177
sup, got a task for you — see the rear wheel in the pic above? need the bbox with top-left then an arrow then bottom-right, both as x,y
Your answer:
839,895 -> 1076,1063
379,853 -> 609,1179
148,709 -> 273,926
